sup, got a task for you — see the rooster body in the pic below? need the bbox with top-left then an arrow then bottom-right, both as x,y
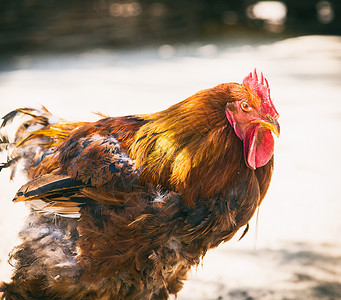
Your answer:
0,71 -> 279,299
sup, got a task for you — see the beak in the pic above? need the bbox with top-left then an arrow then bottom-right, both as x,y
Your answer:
251,119 -> 280,138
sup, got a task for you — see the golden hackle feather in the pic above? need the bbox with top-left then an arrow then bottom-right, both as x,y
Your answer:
15,121 -> 85,149
129,83 -> 248,206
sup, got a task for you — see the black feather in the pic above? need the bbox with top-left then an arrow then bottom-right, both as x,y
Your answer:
1,110 -> 21,128
14,174 -> 85,202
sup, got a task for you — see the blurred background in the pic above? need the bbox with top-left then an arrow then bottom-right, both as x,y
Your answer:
0,1 -> 341,299
0,0 -> 340,52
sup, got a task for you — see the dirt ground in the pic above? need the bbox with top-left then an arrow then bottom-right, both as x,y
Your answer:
0,35 -> 341,299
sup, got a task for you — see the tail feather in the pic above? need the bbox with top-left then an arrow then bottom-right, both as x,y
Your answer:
0,106 -> 85,179
0,134 -> 13,170
0,132 -> 19,178
1,107 -> 53,145
1,108 -> 37,128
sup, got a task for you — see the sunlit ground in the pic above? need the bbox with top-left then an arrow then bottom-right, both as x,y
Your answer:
0,35 -> 341,299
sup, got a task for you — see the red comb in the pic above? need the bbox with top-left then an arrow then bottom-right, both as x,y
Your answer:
243,69 -> 279,118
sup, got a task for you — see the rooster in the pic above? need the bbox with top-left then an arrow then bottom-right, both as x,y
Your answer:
0,69 -> 279,300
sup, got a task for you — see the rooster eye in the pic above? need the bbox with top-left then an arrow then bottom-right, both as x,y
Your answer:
241,102 -> 252,112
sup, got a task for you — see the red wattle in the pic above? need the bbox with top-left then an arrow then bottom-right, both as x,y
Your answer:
243,125 -> 274,170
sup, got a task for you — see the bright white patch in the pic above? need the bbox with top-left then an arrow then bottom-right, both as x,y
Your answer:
26,123 -> 45,133
153,190 -> 167,203
28,200 -> 81,219
88,134 -> 104,142
249,1 -> 287,24
55,261 -> 77,268
48,115 -> 61,125
55,212 -> 81,219
28,199 -> 48,211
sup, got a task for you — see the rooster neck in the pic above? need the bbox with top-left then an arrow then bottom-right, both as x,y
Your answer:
126,84 -> 274,208
129,113 -> 251,207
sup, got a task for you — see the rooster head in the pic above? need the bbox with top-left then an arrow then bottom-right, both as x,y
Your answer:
225,69 -> 280,170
